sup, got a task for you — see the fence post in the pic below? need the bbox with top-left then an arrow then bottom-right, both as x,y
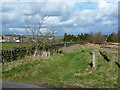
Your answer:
64,42 -> 66,47
93,51 -> 96,67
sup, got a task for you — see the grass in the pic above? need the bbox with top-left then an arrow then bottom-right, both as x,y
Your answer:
2,43 -> 22,50
2,44 -> 118,88
1,42 -> 35,50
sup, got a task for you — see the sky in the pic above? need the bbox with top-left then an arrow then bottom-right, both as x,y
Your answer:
1,0 -> 119,36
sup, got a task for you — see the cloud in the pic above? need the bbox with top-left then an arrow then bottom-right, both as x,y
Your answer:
1,1 -> 118,35
9,28 -> 26,31
2,0 -> 120,2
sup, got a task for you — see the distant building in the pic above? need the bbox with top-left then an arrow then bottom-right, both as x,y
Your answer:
0,34 -> 57,43
1,34 -> 27,43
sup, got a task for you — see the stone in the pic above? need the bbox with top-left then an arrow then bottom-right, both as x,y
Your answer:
41,51 -> 48,58
41,51 -> 50,59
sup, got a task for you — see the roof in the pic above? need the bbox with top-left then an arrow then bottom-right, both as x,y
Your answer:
4,34 -> 27,38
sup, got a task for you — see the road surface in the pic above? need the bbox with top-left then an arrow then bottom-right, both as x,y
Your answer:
1,81 -> 44,88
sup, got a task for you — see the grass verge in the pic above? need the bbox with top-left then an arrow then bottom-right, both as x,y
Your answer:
2,44 -> 118,88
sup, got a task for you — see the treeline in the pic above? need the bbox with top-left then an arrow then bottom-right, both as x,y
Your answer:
64,32 -> 118,44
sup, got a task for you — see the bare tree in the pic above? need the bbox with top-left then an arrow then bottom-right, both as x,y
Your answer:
25,14 -> 57,57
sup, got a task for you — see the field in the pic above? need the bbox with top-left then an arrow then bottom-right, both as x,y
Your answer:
1,42 -> 34,50
2,43 -> 22,50
2,44 -> 118,88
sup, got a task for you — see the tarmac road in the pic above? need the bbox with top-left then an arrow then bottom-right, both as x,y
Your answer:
1,81 -> 44,88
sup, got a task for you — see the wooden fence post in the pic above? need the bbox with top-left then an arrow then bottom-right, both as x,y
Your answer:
93,51 -> 96,67
64,42 -> 66,47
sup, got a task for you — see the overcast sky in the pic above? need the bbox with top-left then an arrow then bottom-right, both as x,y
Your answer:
1,0 -> 119,36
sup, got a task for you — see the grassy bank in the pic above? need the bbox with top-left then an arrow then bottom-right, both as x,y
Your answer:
2,44 -> 118,88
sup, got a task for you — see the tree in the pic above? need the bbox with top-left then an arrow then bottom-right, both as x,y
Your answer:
63,33 -> 67,42
84,33 -> 94,43
94,32 -> 106,44
107,33 -> 118,42
25,14 -> 56,57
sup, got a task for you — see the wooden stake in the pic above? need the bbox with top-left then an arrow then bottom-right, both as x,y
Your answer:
93,51 -> 96,67
64,42 -> 66,47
